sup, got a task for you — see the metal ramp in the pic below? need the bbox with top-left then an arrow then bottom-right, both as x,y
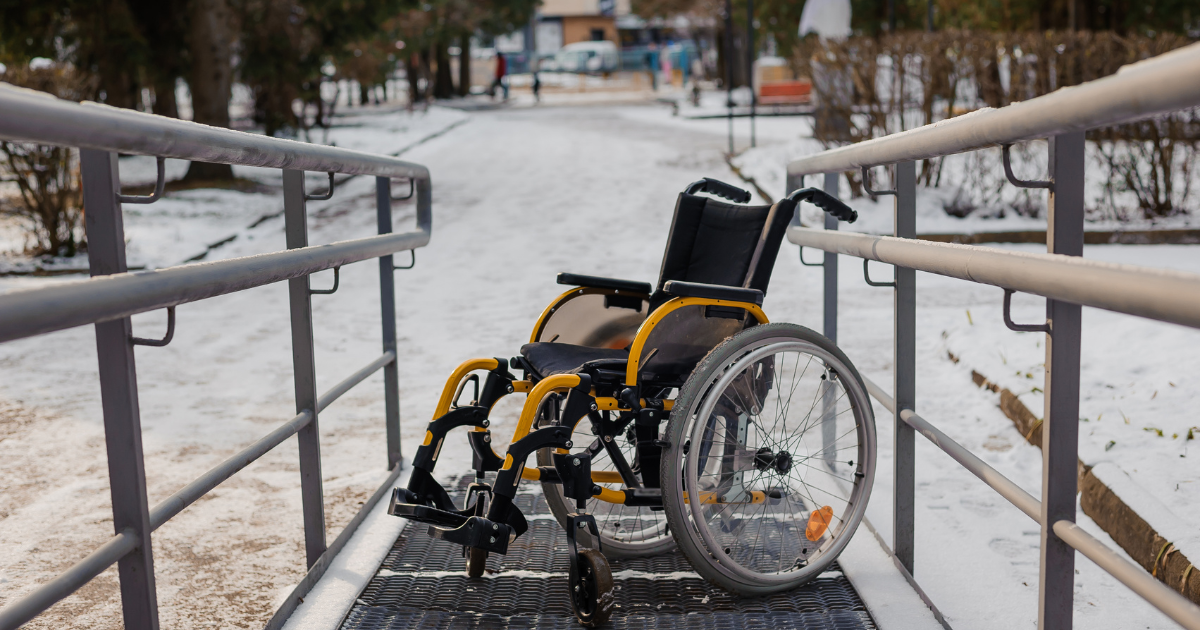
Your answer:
339,477 -> 876,630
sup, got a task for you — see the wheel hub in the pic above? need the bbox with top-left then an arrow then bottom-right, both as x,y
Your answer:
754,447 -> 793,474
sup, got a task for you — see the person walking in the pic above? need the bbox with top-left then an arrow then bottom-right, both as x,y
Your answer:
490,52 -> 509,100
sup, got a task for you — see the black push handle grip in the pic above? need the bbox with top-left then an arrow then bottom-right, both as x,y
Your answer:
788,187 -> 858,223
684,178 -> 752,204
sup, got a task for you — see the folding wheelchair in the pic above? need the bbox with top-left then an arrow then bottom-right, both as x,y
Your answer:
389,178 -> 877,626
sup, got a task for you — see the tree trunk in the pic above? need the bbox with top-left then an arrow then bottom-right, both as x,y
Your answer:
458,35 -> 471,97
184,0 -> 235,182
151,78 -> 180,118
405,54 -> 421,104
433,41 -> 455,100
419,48 -> 433,103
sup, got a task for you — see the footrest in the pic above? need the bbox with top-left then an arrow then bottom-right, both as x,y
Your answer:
388,488 -> 470,529
429,516 -> 511,555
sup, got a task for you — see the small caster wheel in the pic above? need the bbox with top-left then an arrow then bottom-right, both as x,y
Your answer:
464,486 -> 490,578
466,547 -> 488,577
568,549 -> 613,627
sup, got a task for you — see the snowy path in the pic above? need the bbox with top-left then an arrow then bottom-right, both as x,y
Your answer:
0,102 -> 1194,629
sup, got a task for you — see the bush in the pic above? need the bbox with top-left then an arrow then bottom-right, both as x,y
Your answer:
794,31 -> 1200,219
0,63 -> 96,256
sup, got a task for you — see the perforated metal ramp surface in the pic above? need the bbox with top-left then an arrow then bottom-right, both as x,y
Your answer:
340,476 -> 876,630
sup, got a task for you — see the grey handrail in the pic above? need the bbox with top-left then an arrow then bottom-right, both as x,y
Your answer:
0,83 -> 430,630
859,375 -> 1200,630
787,41 -> 1200,176
0,83 -> 428,180
786,226 -> 1200,331
0,530 -> 139,629
0,231 -> 427,343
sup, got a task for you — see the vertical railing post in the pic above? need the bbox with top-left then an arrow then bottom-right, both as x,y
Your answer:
1039,132 -> 1085,630
893,160 -> 917,575
821,172 -> 840,469
375,177 -> 402,470
79,149 -> 159,630
282,170 -> 326,568
822,172 -> 839,344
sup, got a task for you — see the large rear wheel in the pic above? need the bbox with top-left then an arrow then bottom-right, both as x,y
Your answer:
661,323 -> 876,595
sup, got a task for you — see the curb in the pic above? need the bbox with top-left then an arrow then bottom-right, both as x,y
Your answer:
959,356 -> 1199,605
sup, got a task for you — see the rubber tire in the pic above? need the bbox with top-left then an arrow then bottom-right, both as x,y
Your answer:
660,322 -> 876,596
569,549 -> 614,627
466,547 -> 488,578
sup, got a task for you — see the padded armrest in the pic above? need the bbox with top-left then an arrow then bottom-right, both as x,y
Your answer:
662,280 -> 764,305
557,273 -> 651,294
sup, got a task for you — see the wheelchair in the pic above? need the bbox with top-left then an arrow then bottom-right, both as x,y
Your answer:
389,177 -> 877,626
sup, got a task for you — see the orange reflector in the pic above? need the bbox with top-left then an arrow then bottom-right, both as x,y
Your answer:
806,506 -> 833,541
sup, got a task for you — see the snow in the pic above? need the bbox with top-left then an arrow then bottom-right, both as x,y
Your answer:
279,470 -> 410,630
0,95 -> 1196,630
939,244 -> 1200,567
837,518 -> 943,629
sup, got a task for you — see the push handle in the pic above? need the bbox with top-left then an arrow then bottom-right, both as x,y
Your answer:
684,178 -> 752,203
788,187 -> 858,223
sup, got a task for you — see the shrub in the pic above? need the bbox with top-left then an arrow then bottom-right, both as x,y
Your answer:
794,31 -> 1200,219
0,63 -> 96,256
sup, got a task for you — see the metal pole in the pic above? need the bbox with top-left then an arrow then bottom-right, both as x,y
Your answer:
283,170 -> 327,569
724,0 -> 734,155
821,172 -> 840,469
79,149 -> 159,630
893,161 -> 917,575
376,177 -> 402,470
747,0 -> 756,149
822,172 -> 839,343
1038,132 -> 1085,630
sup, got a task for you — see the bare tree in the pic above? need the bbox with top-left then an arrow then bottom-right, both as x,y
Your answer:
184,0 -> 237,182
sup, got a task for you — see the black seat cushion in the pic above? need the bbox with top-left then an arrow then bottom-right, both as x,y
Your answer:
520,342 -> 628,378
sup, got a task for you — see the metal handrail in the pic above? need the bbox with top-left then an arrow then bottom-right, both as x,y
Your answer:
861,376 -> 1200,630
787,41 -> 1200,176
0,89 -> 429,630
0,84 -> 430,180
0,530 -> 138,629
786,227 -> 1200,331
785,43 -> 1200,630
0,230 -> 428,343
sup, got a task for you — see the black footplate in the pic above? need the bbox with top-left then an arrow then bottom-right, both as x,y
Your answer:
388,488 -> 512,555
428,515 -> 511,554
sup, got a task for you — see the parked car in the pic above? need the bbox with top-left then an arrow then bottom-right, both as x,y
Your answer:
552,41 -> 619,74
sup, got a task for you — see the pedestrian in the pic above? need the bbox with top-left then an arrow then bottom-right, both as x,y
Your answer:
490,52 -> 509,100
646,44 -> 659,91
532,71 -> 541,103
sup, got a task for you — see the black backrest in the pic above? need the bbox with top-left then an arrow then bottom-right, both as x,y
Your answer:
650,193 -> 797,310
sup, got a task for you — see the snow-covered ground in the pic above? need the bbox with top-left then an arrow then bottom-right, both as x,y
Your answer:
0,95 -> 1196,629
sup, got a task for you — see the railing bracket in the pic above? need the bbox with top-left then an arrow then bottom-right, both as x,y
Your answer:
863,259 -> 895,288
131,306 -> 176,347
799,246 -> 824,267
305,172 -> 336,201
395,250 -> 416,270
391,178 -> 415,201
310,267 -> 340,295
117,156 -> 166,205
861,166 -> 897,197
1003,289 -> 1051,334
1002,144 -> 1052,189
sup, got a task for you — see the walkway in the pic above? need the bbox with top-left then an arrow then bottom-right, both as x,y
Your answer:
340,477 -> 875,630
